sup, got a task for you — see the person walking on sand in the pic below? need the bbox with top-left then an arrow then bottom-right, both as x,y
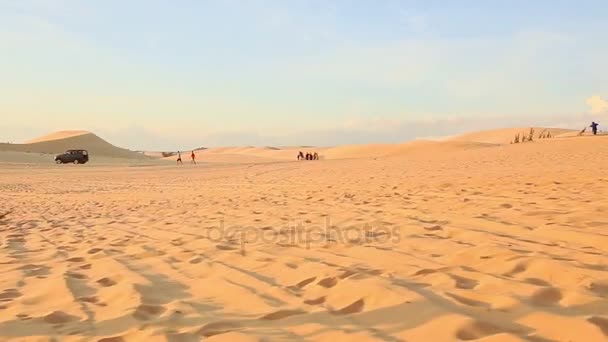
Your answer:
591,121 -> 599,135
191,150 -> 197,165
176,151 -> 183,165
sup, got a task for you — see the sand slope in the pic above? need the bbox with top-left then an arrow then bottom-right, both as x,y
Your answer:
25,130 -> 91,144
1,134 -> 607,341
0,131 -> 150,162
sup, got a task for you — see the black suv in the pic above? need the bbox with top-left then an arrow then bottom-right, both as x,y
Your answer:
55,150 -> 89,164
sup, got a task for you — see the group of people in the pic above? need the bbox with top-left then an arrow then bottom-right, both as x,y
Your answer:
297,151 -> 319,160
176,151 -> 196,165
175,150 -> 322,164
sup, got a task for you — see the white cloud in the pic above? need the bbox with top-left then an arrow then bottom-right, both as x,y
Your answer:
586,95 -> 608,115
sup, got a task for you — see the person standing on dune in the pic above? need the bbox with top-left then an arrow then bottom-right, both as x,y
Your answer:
191,150 -> 196,165
591,122 -> 599,135
176,151 -> 183,165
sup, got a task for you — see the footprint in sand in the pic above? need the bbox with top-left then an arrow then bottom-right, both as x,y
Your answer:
332,299 -> 365,315
171,239 -> 185,246
87,248 -> 103,254
67,257 -> 86,263
529,287 -> 562,306
78,296 -> 99,304
455,320 -> 507,341
339,270 -> 358,279
67,272 -> 88,280
289,277 -> 317,291
197,321 -> 241,337
0,289 -> 22,302
216,244 -> 238,251
317,277 -> 338,288
424,225 -> 443,231
133,304 -> 167,320
43,311 -> 80,324
304,297 -> 326,305
450,275 -> 478,290
16,313 -> 31,321
525,278 -> 551,287
504,261 -> 529,277
97,337 -> 125,342
413,268 -> 439,276
97,277 -> 117,287
189,257 -> 203,264
260,309 -> 306,321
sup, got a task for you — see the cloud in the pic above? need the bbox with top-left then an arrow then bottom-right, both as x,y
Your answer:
586,95 -> 608,115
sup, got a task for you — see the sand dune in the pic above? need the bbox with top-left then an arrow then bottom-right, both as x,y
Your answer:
1,133 -> 607,341
0,131 -> 153,163
154,127 -> 567,164
25,130 -> 91,144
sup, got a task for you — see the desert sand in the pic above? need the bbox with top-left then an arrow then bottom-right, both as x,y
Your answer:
0,129 -> 607,341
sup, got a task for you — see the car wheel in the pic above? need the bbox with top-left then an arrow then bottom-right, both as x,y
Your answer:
55,159 -> 63,164
74,159 -> 80,164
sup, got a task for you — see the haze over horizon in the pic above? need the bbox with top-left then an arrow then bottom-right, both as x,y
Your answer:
2,0 -> 608,150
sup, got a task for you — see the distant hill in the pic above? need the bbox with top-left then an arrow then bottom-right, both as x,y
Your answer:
0,131 -> 148,159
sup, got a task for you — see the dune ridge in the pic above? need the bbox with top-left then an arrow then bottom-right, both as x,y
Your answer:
25,130 -> 92,144
156,127 -> 577,164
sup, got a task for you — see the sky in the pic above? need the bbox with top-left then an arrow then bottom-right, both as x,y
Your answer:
1,0 -> 607,150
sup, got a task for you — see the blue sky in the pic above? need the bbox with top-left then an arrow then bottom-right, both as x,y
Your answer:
1,0 -> 607,149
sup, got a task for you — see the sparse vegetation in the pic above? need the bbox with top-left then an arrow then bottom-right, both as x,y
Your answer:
511,128 -> 553,144
578,127 -> 587,136
512,133 -> 520,144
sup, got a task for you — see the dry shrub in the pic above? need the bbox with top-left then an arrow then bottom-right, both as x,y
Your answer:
578,127 -> 587,136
